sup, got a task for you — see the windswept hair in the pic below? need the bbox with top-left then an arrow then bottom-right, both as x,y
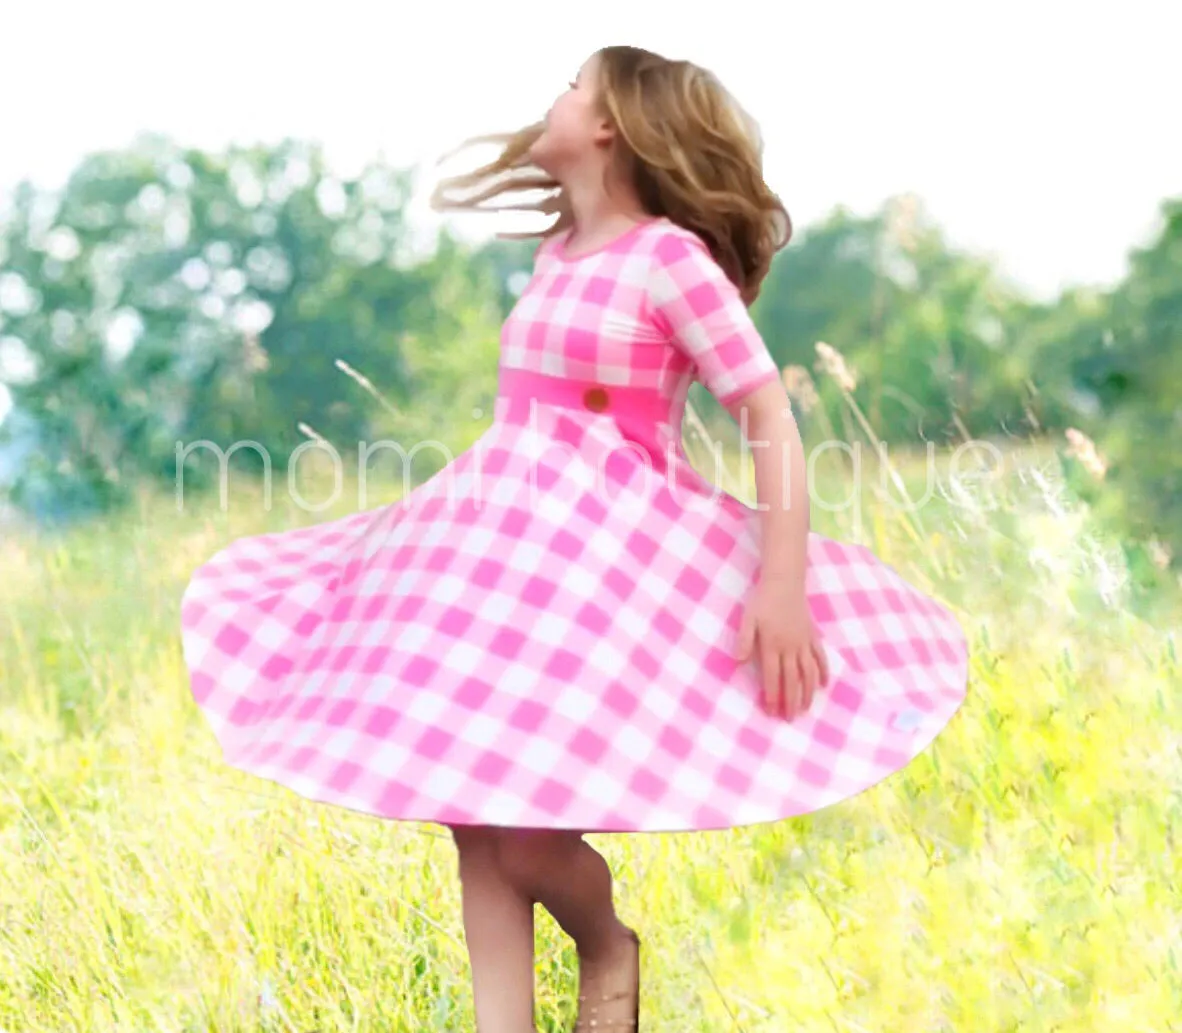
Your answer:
430,45 -> 791,305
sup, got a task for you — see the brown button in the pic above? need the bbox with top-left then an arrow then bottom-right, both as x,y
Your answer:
582,386 -> 610,413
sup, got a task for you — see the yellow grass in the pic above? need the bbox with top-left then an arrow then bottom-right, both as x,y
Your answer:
0,429 -> 1178,1031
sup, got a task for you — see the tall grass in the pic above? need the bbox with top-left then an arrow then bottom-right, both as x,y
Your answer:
0,351 -> 1178,1031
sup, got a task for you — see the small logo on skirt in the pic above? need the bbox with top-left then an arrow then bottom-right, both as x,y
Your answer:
891,708 -> 925,732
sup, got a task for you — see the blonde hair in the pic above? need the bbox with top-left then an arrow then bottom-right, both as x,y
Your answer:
430,45 -> 791,305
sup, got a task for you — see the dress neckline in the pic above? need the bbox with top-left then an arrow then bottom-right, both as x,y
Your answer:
554,217 -> 662,262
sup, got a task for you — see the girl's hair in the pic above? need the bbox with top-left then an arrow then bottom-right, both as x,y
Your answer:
430,45 -> 791,305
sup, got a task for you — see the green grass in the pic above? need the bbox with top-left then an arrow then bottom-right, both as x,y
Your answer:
1,422 -> 1179,1031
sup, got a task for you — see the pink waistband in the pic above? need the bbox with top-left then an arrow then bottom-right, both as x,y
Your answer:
496,366 -> 675,425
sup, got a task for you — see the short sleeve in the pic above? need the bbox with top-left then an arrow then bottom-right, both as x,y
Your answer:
645,231 -> 781,406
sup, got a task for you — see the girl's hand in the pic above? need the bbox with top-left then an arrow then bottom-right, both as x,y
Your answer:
734,574 -> 830,721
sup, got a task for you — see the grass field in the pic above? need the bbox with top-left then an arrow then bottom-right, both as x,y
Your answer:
1,415 -> 1179,1031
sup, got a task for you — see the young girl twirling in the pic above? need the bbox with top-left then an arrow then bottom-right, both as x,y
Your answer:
182,44 -> 969,1033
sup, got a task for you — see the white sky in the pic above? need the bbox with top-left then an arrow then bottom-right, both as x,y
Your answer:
0,0 -> 1179,430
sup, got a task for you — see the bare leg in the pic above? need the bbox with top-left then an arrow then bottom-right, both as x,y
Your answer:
450,825 -> 537,1033
497,830 -> 639,1028
495,831 -> 629,960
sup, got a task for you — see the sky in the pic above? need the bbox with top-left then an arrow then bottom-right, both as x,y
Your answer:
0,0 -> 1179,427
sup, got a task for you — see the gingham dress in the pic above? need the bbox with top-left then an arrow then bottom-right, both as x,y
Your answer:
181,217 -> 969,833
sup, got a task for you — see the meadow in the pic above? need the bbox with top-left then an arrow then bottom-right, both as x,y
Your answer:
0,396 -> 1179,1032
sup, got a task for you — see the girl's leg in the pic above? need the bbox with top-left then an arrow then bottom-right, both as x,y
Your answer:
496,830 -> 631,959
450,825 -> 537,1033
497,830 -> 639,1027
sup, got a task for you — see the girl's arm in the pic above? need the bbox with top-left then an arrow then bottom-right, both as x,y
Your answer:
725,380 -> 810,590
646,229 -> 809,581
647,229 -> 827,719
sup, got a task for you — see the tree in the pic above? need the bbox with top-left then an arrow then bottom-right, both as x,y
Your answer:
1080,198 -> 1182,563
0,134 -> 461,521
752,195 -> 1032,445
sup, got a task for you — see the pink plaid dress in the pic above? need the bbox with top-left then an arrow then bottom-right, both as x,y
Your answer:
181,217 -> 969,833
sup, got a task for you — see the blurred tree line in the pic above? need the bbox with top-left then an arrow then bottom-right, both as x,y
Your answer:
0,135 -> 1177,579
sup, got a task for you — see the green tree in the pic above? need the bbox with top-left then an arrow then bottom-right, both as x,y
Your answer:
753,195 -> 1032,445
0,134 -> 440,519
1079,199 -> 1182,563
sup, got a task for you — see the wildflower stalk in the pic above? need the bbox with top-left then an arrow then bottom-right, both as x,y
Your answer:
682,398 -> 745,499
814,341 -> 943,578
335,358 -> 402,420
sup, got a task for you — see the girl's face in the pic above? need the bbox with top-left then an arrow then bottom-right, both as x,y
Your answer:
530,54 -> 614,175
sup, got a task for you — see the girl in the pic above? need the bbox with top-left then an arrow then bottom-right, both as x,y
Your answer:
181,45 -> 968,1033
